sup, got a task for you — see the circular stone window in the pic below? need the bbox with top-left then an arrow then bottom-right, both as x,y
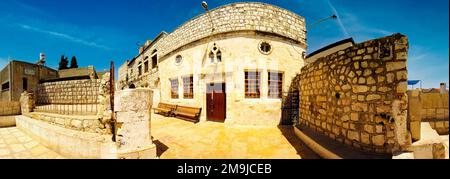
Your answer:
175,55 -> 183,65
259,41 -> 272,55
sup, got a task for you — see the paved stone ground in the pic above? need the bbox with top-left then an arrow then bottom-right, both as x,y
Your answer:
0,127 -> 64,159
151,114 -> 320,159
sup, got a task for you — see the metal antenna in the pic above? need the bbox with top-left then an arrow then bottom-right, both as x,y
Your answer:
307,14 -> 338,29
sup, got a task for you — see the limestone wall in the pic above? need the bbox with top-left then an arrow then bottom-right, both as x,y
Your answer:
408,90 -> 449,135
0,101 -> 21,116
298,34 -> 410,154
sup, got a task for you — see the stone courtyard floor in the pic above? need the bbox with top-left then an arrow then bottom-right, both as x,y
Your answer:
1,115 -> 320,159
0,127 -> 64,159
151,114 -> 320,159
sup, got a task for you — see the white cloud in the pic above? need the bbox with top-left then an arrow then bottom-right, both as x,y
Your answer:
18,24 -> 113,50
327,0 -> 350,37
327,10 -> 394,42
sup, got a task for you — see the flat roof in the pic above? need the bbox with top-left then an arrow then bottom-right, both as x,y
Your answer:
307,38 -> 355,59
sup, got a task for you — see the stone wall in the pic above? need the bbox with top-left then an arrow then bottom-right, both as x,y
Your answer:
298,34 -> 410,154
36,79 -> 100,105
34,79 -> 101,115
0,101 -> 21,116
408,89 -> 449,136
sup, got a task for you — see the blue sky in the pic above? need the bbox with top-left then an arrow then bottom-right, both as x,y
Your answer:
0,0 -> 448,88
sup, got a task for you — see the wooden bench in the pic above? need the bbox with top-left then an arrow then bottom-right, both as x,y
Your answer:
153,103 -> 177,116
173,106 -> 202,123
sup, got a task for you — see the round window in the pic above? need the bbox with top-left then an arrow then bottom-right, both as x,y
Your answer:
175,55 -> 183,64
259,41 -> 272,54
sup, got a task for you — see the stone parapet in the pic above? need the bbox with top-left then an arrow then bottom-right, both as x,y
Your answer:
25,112 -> 109,134
16,115 -> 117,159
143,2 -> 306,60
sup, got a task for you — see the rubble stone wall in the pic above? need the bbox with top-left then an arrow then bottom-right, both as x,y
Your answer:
0,101 -> 21,116
298,34 -> 410,154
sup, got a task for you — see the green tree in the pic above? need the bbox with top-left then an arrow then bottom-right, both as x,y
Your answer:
70,56 -> 79,69
58,55 -> 69,70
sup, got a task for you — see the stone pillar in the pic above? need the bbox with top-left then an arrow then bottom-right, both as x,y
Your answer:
408,89 -> 422,141
114,89 -> 156,159
19,91 -> 34,114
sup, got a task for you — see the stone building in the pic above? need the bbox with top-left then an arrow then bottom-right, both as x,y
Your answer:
0,60 -> 58,101
1,60 -> 104,102
118,2 -> 307,125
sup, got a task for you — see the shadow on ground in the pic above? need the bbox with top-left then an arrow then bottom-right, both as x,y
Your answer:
278,125 -> 321,159
153,140 -> 169,158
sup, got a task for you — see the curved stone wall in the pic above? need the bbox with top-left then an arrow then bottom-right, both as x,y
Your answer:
151,2 -> 306,59
298,34 -> 410,154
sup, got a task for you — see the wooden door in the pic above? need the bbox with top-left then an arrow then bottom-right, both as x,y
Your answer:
206,83 -> 226,122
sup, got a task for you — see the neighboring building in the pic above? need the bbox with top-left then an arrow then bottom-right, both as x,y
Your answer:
0,60 -> 58,101
1,60 -> 102,101
306,38 -> 355,64
118,2 -> 307,126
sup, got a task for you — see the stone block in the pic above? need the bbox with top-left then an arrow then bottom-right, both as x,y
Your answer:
372,135 -> 385,146
114,89 -> 153,112
352,86 -> 368,93
361,132 -> 370,145
347,130 -> 360,142
386,62 -> 406,72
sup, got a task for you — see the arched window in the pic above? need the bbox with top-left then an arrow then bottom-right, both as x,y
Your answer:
138,62 -> 142,76
216,50 -> 222,62
175,55 -> 183,64
209,51 -> 215,63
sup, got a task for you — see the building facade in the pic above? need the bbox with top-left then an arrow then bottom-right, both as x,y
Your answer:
0,60 -> 58,101
1,60 -> 104,102
119,2 -> 307,125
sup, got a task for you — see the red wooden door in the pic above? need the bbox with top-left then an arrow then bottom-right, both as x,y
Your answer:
206,83 -> 226,122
